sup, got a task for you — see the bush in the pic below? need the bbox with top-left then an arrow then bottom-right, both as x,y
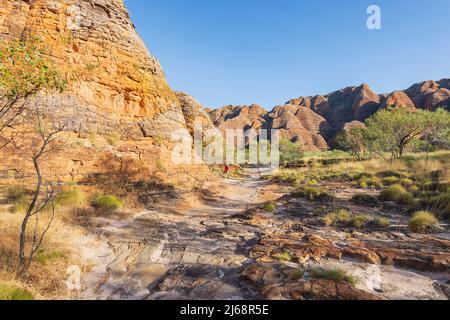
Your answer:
400,178 -> 414,188
409,211 -> 438,233
8,201 -> 29,214
382,176 -> 400,186
409,185 -> 420,195
377,170 -> 403,179
309,268 -> 356,285
35,249 -> 66,265
423,192 -> 450,220
372,217 -> 391,229
5,186 -> 27,203
348,215 -> 370,229
396,192 -> 416,207
289,269 -> 305,280
55,189 -> 86,208
92,195 -> 123,212
106,133 -> 121,147
357,177 -> 382,189
292,186 -> 321,200
379,184 -> 407,201
0,283 -> 34,300
277,251 -> 292,262
358,179 -> 368,189
323,209 -> 351,226
262,201 -> 276,213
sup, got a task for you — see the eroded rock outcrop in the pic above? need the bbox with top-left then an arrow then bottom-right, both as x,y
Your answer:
0,0 -> 212,186
209,104 -> 268,132
176,92 -> 221,137
381,91 -> 416,111
0,0 -> 186,139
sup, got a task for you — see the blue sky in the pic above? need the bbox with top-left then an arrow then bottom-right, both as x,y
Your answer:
124,0 -> 450,109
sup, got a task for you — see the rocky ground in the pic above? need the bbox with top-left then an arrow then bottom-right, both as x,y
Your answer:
78,169 -> 450,300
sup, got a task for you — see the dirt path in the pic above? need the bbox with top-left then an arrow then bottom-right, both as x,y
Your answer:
80,168 -> 279,300
78,169 -> 449,300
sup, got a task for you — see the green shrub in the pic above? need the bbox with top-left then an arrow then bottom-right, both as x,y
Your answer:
106,133 -> 121,147
8,201 -> 29,214
400,178 -> 414,188
55,189 -> 86,208
289,269 -> 305,280
438,183 -> 450,193
277,251 -> 292,262
377,171 -> 403,179
292,186 -> 321,200
323,209 -> 351,226
5,186 -> 28,203
262,201 -> 277,213
358,179 -> 368,189
309,268 -> 356,285
0,283 -> 34,300
396,192 -> 416,206
35,249 -> 66,265
423,192 -> 450,220
348,215 -> 370,229
372,217 -> 391,229
379,184 -> 407,201
357,177 -> 382,189
409,185 -> 420,194
92,195 -> 123,212
409,211 -> 438,233
382,176 -> 400,186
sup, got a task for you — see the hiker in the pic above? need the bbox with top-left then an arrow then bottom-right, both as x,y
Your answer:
223,164 -> 230,178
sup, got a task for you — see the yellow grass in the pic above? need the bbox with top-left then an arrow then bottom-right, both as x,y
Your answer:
0,202 -> 86,300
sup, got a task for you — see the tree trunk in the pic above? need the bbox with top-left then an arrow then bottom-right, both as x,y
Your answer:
18,156 -> 42,276
399,144 -> 405,158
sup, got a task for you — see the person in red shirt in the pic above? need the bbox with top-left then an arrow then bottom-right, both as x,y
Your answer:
223,164 -> 230,178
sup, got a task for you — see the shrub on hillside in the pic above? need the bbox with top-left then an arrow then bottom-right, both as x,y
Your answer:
309,268 -> 356,285
400,178 -> 414,188
323,209 -> 351,226
379,184 -> 407,201
92,195 -> 123,212
0,283 -> 34,300
409,211 -> 438,233
396,192 -> 416,207
382,176 -> 400,186
348,215 -> 370,228
5,186 -> 28,203
371,217 -> 391,229
55,189 -> 86,208
262,201 -> 277,213
358,176 -> 382,189
423,192 -> 450,220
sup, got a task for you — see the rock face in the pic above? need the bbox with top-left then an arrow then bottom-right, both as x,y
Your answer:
0,0 -> 187,139
175,92 -> 221,137
268,105 -> 332,150
209,104 -> 268,132
381,91 -> 416,111
405,80 -> 450,110
212,79 -> 450,150
0,0 -> 216,187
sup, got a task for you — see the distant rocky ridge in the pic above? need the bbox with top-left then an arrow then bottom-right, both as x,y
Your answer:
210,79 -> 450,150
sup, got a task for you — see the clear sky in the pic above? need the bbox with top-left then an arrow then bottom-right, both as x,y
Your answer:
124,0 -> 450,109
